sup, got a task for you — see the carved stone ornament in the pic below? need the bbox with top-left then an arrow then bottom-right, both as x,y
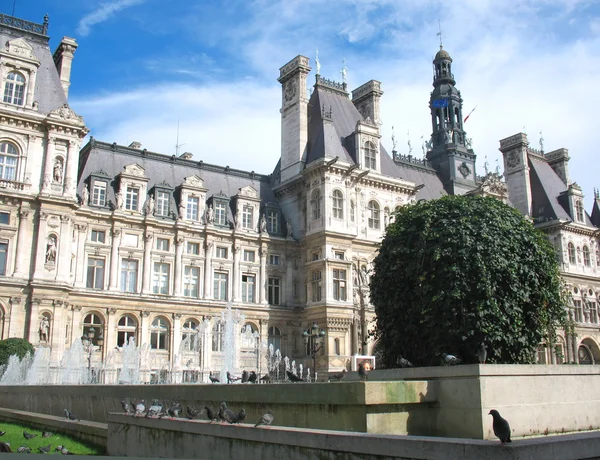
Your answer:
284,80 -> 297,102
5,38 -> 37,62
238,185 -> 258,198
458,162 -> 471,179
183,175 -> 204,188
49,103 -> 84,122
122,163 -> 146,177
506,151 -> 520,168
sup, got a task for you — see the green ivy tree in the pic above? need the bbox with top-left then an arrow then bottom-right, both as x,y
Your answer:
0,338 -> 34,367
370,195 -> 567,367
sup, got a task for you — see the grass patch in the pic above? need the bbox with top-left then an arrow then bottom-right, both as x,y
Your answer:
0,421 -> 104,455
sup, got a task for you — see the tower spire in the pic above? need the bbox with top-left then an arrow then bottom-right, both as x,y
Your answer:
437,19 -> 443,49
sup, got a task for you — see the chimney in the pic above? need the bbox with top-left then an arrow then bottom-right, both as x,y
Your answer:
499,133 -> 532,217
544,148 -> 570,185
129,141 -> 142,149
53,37 -> 78,99
351,80 -> 383,126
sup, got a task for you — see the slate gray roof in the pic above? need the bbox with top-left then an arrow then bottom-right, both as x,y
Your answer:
392,160 -> 447,201
0,27 -> 68,114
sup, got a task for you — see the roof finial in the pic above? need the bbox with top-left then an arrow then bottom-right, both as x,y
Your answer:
407,130 -> 413,156
436,19 -> 443,49
315,48 -> 321,76
495,158 -> 500,175
341,58 -> 348,84
539,130 -> 544,154
391,125 -> 397,152
484,155 -> 489,174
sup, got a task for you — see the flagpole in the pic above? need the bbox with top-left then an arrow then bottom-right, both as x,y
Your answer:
464,105 -> 478,123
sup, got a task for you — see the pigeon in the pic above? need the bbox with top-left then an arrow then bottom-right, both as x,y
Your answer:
64,408 -> 79,421
255,410 -> 274,427
42,431 -> 53,438
397,356 -> 414,368
0,431 -> 5,436
489,409 -> 511,443
38,444 -> 51,454
328,369 -> 347,382
187,406 -> 202,420
218,402 -> 235,423
248,371 -> 258,384
121,399 -> 134,415
60,447 -> 74,455
358,362 -> 369,381
286,370 -> 304,382
478,343 -> 487,364
23,431 -> 37,440
209,374 -> 220,384
203,406 -> 218,422
259,373 -> 271,383
165,402 -> 182,418
231,409 -> 246,424
135,400 -> 146,417
0,442 -> 11,453
441,353 -> 461,365
226,371 -> 240,384
145,399 -> 163,418
241,370 -> 249,383
55,446 -> 64,452
18,446 -> 31,453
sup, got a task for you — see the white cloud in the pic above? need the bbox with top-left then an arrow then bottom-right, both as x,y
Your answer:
76,0 -> 147,36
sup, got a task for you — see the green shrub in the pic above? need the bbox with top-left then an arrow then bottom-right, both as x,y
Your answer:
0,338 -> 35,366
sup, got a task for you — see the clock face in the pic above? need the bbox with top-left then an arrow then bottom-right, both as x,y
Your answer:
432,98 -> 448,108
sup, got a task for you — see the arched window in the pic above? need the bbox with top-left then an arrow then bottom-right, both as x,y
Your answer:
568,242 -> 576,264
268,326 -> 281,351
0,142 -> 17,181
536,345 -> 547,364
240,323 -> 258,349
578,345 -> 593,364
83,313 -> 103,346
150,316 -> 169,350
117,315 -> 137,347
554,336 -> 566,364
368,201 -> 380,229
181,319 -> 198,352
311,189 -> 321,220
332,190 -> 343,219
364,141 -> 377,170
583,246 -> 591,267
3,72 -> 25,106
212,321 -> 224,352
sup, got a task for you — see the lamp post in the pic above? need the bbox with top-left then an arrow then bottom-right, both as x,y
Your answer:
81,327 -> 104,383
303,321 -> 326,379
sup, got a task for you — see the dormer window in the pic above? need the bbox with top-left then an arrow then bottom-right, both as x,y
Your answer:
91,180 -> 107,206
575,200 -> 584,222
125,187 -> 139,211
187,196 -> 199,220
311,190 -> 321,220
364,141 -> 377,170
267,210 -> 278,233
242,205 -> 253,229
214,201 -> 227,225
156,190 -> 170,217
3,72 -> 25,106
0,142 -> 18,181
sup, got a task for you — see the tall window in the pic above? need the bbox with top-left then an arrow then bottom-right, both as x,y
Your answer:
125,187 -> 139,211
242,274 -> 255,303
184,266 -> 200,298
311,190 -> 321,220
214,201 -> 227,225
268,277 -> 281,305
332,190 -> 344,219
364,141 -> 377,170
268,326 -> 281,351
91,181 -> 106,206
152,262 -> 170,295
0,242 -> 7,276
150,316 -> 169,350
0,142 -> 17,181
120,259 -> 138,293
156,191 -> 170,216
589,301 -> 598,324
243,250 -> 255,262
216,247 -> 228,259
368,201 -> 380,229
575,200 -> 584,222
214,272 -> 228,300
117,315 -> 137,347
350,201 -> 355,222
187,196 -> 199,220
181,319 -> 198,351
156,238 -> 169,251
187,242 -> 199,255
267,211 -> 278,233
583,246 -> 591,267
311,270 -> 322,302
83,313 -> 103,345
86,257 -> 105,289
212,321 -> 224,352
333,269 -> 347,301
269,254 -> 280,265
242,205 -> 253,229
574,299 -> 583,323
3,72 -> 25,106
568,242 -> 576,264
91,230 -> 105,243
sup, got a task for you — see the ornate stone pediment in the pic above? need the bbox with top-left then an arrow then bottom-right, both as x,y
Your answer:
182,175 -> 204,189
48,104 -> 84,123
4,38 -> 37,62
121,163 -> 146,178
238,185 -> 258,199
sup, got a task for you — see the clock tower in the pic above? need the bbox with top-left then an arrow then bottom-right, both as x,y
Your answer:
426,45 -> 477,195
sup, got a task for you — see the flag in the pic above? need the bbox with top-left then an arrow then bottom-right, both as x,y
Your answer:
464,105 -> 478,123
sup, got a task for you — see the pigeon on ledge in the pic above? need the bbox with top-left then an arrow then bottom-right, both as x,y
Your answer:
64,409 -> 79,421
42,431 -> 53,438
328,369 -> 347,382
135,400 -> 146,417
259,373 -> 271,383
489,409 -> 511,443
38,444 -> 51,454
18,446 -> 31,453
241,370 -> 249,383
226,371 -> 240,384
254,410 -> 274,428
218,402 -> 235,423
121,399 -> 134,415
248,371 -> 258,384
286,370 -> 304,382
209,374 -> 220,384
232,409 -> 246,424
145,399 -> 163,418
441,353 -> 461,365
397,356 -> 414,368
23,431 -> 37,440
186,406 -> 202,420
203,406 -> 218,422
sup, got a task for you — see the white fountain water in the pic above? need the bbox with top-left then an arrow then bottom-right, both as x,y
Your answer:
220,302 -> 245,383
118,337 -> 141,384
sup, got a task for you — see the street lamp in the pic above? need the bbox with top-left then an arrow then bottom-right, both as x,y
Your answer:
81,326 -> 101,381
303,321 -> 326,379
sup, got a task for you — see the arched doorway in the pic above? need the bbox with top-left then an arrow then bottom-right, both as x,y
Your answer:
578,338 -> 600,364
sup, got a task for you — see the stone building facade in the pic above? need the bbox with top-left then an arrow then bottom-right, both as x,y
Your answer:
0,13 -> 597,380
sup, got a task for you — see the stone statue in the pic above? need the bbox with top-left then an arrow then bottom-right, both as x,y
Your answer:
146,194 -> 155,216
315,48 -> 321,75
115,190 -> 124,210
260,214 -> 267,233
39,316 -> 49,342
205,204 -> 214,223
286,218 -> 293,237
45,236 -> 57,264
53,160 -> 63,183
81,184 -> 89,206
234,208 -> 241,229
178,203 -> 185,220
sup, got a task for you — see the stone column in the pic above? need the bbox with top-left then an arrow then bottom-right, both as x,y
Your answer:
203,320 -> 213,373
173,237 -> 184,296
50,300 -> 66,362
172,313 -> 182,362
141,234 -> 153,294
28,298 -> 42,345
33,212 -> 50,279
285,254 -> 294,306
108,229 -> 121,291
12,209 -> 31,277
7,296 -> 21,338
232,244 -> 241,302
106,308 -> 117,354
74,224 -> 88,287
56,215 -> 72,282
71,304 -> 83,345
41,136 -> 55,193
259,245 -> 267,304
203,241 -> 214,299
140,310 -> 151,348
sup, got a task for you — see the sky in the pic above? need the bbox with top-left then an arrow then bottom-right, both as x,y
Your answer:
8,0 -> 600,208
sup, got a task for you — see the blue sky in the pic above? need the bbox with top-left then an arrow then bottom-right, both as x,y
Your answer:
9,0 -> 600,207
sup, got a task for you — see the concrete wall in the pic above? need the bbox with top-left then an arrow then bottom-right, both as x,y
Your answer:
107,413 -> 600,460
